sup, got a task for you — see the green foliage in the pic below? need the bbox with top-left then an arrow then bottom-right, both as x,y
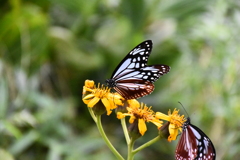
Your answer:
0,0 -> 239,159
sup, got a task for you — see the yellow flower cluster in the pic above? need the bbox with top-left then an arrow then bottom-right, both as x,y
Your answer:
82,80 -> 185,141
117,102 -> 163,136
83,80 -> 123,115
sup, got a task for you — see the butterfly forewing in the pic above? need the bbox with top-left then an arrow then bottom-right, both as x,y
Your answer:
111,40 -> 152,79
175,118 -> 216,160
106,40 -> 170,99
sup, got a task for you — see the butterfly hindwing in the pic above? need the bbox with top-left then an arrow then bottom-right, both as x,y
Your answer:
113,80 -> 154,100
139,65 -> 170,82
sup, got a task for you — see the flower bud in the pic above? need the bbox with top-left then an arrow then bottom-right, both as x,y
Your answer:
128,120 -> 142,141
159,122 -> 170,140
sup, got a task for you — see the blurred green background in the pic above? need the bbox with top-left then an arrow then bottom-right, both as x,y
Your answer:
0,0 -> 239,159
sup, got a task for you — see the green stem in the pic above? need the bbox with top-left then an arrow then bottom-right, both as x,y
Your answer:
121,118 -> 130,144
132,135 -> 161,154
88,107 -> 97,122
96,115 -> 124,160
127,138 -> 135,160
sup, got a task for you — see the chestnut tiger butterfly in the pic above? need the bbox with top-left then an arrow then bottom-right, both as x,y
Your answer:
105,40 -> 170,99
175,117 -> 216,160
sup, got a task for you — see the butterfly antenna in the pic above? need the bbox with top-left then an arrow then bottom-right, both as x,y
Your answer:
178,102 -> 189,118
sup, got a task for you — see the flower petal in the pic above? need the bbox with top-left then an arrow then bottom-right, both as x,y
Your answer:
129,116 -> 136,124
85,80 -> 95,88
138,118 -> 147,136
150,119 -> 163,129
128,99 -> 140,108
168,123 -> 178,142
82,94 -> 95,104
88,97 -> 100,108
117,112 -> 125,119
101,98 -> 112,115
155,112 -> 170,121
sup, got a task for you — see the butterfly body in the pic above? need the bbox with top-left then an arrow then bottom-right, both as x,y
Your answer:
106,40 -> 170,99
175,117 -> 216,160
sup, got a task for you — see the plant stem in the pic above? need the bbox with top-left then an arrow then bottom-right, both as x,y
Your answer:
127,138 -> 135,160
121,118 -> 130,144
132,135 -> 161,154
96,115 -> 124,160
88,107 -> 97,122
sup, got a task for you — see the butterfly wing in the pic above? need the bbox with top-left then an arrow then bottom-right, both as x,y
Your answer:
139,65 -> 170,82
106,40 -> 170,99
189,124 -> 216,160
175,118 -> 216,160
111,40 -> 153,80
113,80 -> 154,100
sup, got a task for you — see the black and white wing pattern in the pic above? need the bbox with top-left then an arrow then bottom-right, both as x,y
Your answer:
105,40 -> 170,99
175,117 -> 216,160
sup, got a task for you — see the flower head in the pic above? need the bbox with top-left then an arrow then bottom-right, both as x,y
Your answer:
117,103 -> 163,138
156,108 -> 185,142
82,80 -> 123,115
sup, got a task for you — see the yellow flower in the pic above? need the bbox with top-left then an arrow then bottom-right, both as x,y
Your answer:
116,99 -> 139,113
156,108 -> 185,142
117,103 -> 163,136
82,80 -> 123,115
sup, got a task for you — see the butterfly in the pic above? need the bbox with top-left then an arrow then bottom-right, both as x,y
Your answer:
175,117 -> 216,160
105,40 -> 170,99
